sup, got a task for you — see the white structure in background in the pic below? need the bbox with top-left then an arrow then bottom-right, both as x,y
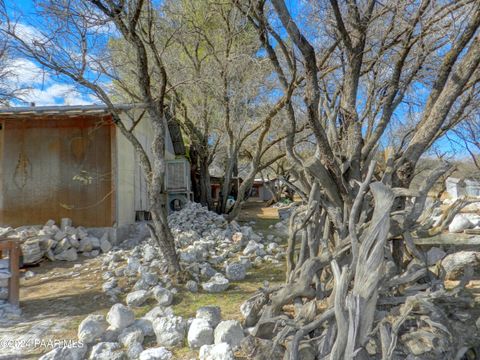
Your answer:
445,177 -> 480,199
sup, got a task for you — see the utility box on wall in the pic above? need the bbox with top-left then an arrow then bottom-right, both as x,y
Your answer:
166,159 -> 192,213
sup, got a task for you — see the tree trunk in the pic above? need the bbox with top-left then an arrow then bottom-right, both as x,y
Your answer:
217,153 -> 237,214
198,153 -> 213,210
147,114 -> 181,274
227,172 -> 255,221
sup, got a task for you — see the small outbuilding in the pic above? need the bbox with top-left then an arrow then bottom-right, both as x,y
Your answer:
445,177 -> 480,199
0,104 -> 191,232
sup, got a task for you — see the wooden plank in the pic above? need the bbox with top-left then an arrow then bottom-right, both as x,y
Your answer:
465,228 -> 480,235
414,233 -> 480,246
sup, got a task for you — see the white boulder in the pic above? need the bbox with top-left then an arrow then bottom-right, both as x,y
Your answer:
202,274 -> 229,293
225,263 -> 246,281
139,347 -> 172,360
78,314 -> 108,343
152,286 -> 173,306
126,290 -> 150,307
199,343 -> 235,360
188,318 -> 214,349
196,306 -> 221,328
214,320 -> 244,348
448,214 -> 474,233
153,315 -> 187,347
106,303 -> 135,330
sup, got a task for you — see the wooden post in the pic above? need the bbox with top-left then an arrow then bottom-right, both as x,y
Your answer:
0,240 -> 20,307
8,242 -> 20,306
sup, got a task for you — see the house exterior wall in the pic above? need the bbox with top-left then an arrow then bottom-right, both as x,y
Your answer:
0,107 -> 187,229
115,112 -> 179,226
0,115 -> 115,227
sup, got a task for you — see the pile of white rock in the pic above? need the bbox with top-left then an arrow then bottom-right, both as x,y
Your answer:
40,301 -> 244,360
98,202 -> 287,301
169,202 -> 286,293
40,302 -> 175,360
0,219 -> 113,265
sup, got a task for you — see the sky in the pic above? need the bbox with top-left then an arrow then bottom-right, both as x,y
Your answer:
4,0 -> 101,106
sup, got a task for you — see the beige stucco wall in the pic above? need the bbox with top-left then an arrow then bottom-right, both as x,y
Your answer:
115,111 -> 176,226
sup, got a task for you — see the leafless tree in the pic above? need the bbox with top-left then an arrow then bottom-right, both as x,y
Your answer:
1,0 -> 182,273
234,0 -> 480,358
453,116 -> 480,170
0,31 -> 19,104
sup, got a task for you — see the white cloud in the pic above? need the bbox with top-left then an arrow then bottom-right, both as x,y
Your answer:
6,55 -> 102,106
5,58 -> 49,86
11,23 -> 48,45
17,83 -> 96,106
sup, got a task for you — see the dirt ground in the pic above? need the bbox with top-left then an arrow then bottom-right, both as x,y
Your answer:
0,257 -> 113,359
237,200 -> 280,221
0,201 -> 285,360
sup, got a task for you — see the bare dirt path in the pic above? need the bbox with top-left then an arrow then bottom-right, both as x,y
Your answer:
0,258 -> 112,359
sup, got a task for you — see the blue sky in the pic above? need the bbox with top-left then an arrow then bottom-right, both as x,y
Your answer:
5,0 -> 103,106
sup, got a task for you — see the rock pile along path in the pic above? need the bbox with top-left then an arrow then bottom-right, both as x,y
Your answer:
0,201 -> 288,360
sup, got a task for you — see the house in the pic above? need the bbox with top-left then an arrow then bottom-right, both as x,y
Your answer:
445,177 -> 480,199
248,178 -> 278,202
0,104 -> 191,232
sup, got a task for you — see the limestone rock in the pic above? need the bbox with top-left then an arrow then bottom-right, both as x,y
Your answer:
126,290 -> 150,307
199,343 -> 235,360
188,318 -> 214,349
214,320 -> 244,348
118,327 -> 144,348
153,315 -> 186,347
21,240 -> 43,264
100,236 -> 112,253
134,318 -> 155,337
202,274 -> 229,293
79,238 -> 93,252
90,236 -> 101,249
240,293 -> 267,327
39,345 -> 88,360
448,214 -> 474,233
144,306 -> 173,322
55,248 -> 78,261
127,342 -> 144,359
185,280 -> 198,293
152,286 -> 173,306
143,244 -> 158,262
196,306 -> 221,328
89,342 -> 127,360
78,314 -> 108,343
243,240 -> 262,256
426,247 -> 446,265
139,347 -> 172,360
225,262 -> 246,281
107,303 -> 135,330
53,238 -> 71,254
